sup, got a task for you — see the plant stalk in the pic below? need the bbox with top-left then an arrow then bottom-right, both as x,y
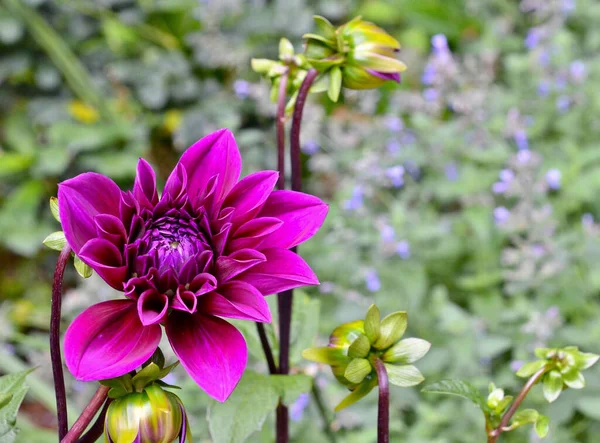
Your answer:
77,400 -> 111,443
256,323 -> 277,374
276,68 -> 318,443
374,358 -> 389,443
61,385 -> 109,443
51,245 -> 72,440
487,366 -> 549,443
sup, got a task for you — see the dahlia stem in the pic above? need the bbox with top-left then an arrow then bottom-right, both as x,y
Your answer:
275,68 -> 318,443
61,385 -> 109,443
256,323 -> 277,374
76,400 -> 111,443
276,70 -> 289,191
51,245 -> 72,440
374,358 -> 389,443
487,366 -> 548,443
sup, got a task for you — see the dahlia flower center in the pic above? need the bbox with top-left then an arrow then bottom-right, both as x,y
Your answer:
142,212 -> 211,273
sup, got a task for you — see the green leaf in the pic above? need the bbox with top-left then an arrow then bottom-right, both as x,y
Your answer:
335,377 -> 377,411
364,304 -> 381,344
42,231 -> 66,251
344,358 -> 372,384
348,334 -> 371,359
574,352 -> 599,370
49,197 -> 60,222
373,312 -> 407,350
516,360 -> 546,378
74,256 -> 93,278
384,364 -> 424,388
561,369 -> 584,389
422,379 -> 486,409
302,347 -> 348,365
511,409 -> 539,427
0,368 -> 34,443
313,15 -> 336,41
268,374 -> 312,406
543,371 -> 563,403
381,338 -> 431,364
132,363 -> 161,392
279,38 -> 294,59
535,415 -> 550,438
290,292 -> 321,364
327,66 -> 342,102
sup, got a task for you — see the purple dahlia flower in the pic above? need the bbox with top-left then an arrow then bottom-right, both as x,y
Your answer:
59,129 -> 328,402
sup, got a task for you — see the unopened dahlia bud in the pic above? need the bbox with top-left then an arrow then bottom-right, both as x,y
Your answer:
303,16 -> 407,100
105,383 -> 190,443
303,304 -> 430,410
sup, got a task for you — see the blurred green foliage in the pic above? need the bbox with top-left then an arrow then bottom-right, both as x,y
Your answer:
1,0 -> 600,442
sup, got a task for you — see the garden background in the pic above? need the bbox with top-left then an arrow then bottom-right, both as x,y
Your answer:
1,0 -> 600,441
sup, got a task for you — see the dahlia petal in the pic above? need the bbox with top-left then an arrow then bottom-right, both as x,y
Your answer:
212,222 -> 232,257
188,273 -> 217,296
201,281 -> 271,322
172,288 -> 198,313
223,171 -> 279,227
216,249 -> 266,282
166,312 -> 247,402
137,289 -> 169,325
163,163 -> 188,203
64,300 -> 161,381
58,172 -> 122,254
238,248 -> 319,295
258,190 -> 328,249
134,158 -> 159,209
178,129 -> 242,208
78,238 -> 128,290
95,214 -> 127,249
228,217 -> 283,252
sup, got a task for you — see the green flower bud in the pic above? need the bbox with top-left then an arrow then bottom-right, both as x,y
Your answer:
302,304 -> 430,410
105,384 -> 190,443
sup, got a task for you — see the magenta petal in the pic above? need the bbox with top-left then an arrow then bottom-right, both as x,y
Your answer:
257,190 -> 328,249
179,129 -> 242,207
223,171 -> 279,227
78,238 -> 128,290
216,249 -> 266,282
137,289 -> 169,325
95,214 -> 127,249
134,158 -> 158,209
172,288 -> 198,313
228,217 -> 283,251
166,312 -> 247,402
58,172 -> 122,254
202,281 -> 271,322
64,300 -> 161,381
238,248 -> 319,295
163,163 -> 188,203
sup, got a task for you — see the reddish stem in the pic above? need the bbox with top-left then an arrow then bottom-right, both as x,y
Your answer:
276,71 -> 289,191
76,400 -> 111,443
374,358 -> 390,443
61,385 -> 109,443
51,245 -> 72,440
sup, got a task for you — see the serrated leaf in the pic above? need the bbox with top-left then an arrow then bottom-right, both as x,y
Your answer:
535,415 -> 549,438
348,334 -> 371,358
381,338 -> 431,364
49,197 -> 60,222
74,255 -> 93,278
344,358 -> 372,384
364,304 -> 380,344
422,379 -> 486,409
516,360 -> 546,378
543,371 -> 563,403
373,312 -> 407,350
42,231 -> 66,251
384,364 -> 424,388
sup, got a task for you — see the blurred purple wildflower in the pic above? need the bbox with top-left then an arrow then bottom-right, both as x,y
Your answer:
386,138 -> 401,154
386,165 -> 405,188
514,129 -> 529,151
537,80 -> 551,97
494,206 -> 510,225
556,95 -> 570,113
445,162 -> 459,182
517,150 -> 532,165
302,140 -> 320,155
344,185 -> 364,211
365,269 -> 381,292
384,115 -> 404,132
380,225 -> 395,243
396,240 -> 411,259
582,213 -> 594,227
233,80 -> 250,98
510,360 -> 525,372
525,29 -> 539,49
423,88 -> 438,102
570,60 -> 586,82
421,64 -> 436,85
290,393 -> 310,421
546,169 -> 562,190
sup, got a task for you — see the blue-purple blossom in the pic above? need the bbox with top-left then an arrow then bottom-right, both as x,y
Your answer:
386,138 -> 401,154
514,129 -> 529,151
233,80 -> 250,98
570,60 -> 586,82
582,213 -> 594,227
510,360 -> 525,372
421,64 -> 436,85
290,393 -> 310,421
546,169 -> 562,190
493,206 -> 510,224
537,80 -> 551,97
499,169 -> 514,183
492,182 -> 509,194
302,141 -> 320,155
380,225 -> 395,243
365,269 -> 381,292
384,115 -> 404,132
445,162 -> 459,182
423,88 -> 438,102
396,240 -> 411,259
386,165 -> 405,188
431,34 -> 448,53
525,29 -> 539,49
343,185 -> 364,211
556,96 -> 570,113
562,0 -> 576,14
517,150 -> 532,165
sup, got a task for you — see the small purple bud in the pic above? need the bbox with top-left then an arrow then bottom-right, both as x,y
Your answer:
380,225 -> 396,243
514,129 -> 529,151
386,165 -> 405,188
546,169 -> 562,190
423,87 -> 438,102
546,305 -> 560,320
302,140 -> 320,155
555,75 -> 567,91
396,240 -> 411,259
290,393 -> 310,421
510,360 -> 525,372
431,34 -> 448,52
365,269 -> 381,292
562,0 -> 576,14
582,213 -> 594,226
525,29 -> 539,49
384,115 -> 404,132
492,182 -> 509,194
421,64 -> 436,85
494,206 -> 510,224
233,79 -> 250,98
570,60 -> 586,82
499,169 -> 514,183
319,281 -> 335,294
517,150 -> 532,164
556,96 -> 570,113
402,130 -> 417,145
445,162 -> 459,182
538,50 -> 550,66
537,80 -> 551,97
343,185 -> 364,211
386,138 -> 401,154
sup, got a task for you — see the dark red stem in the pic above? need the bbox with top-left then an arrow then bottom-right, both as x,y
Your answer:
61,385 -> 109,443
51,245 -> 72,440
276,68 -> 319,443
76,400 -> 111,443
256,323 -> 277,374
374,358 -> 389,443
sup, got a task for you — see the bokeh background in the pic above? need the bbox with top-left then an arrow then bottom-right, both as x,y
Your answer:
1,0 -> 600,441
